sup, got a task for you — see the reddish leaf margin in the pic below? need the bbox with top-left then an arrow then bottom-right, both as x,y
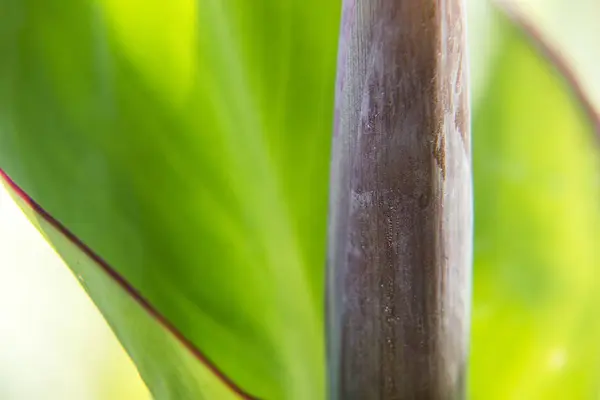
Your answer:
0,168 -> 258,400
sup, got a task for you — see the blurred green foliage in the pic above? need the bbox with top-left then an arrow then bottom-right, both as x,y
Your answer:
470,11 -> 600,399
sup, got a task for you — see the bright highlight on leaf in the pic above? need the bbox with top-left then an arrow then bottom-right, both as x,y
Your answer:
100,0 -> 198,104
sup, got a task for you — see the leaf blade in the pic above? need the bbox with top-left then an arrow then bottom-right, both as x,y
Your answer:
0,0 -> 341,398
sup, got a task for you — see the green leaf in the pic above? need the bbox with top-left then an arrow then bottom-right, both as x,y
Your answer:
0,0 -> 340,398
470,7 -> 600,399
3,180 -> 241,399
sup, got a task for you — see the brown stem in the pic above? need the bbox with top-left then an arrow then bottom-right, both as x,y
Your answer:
326,0 -> 472,398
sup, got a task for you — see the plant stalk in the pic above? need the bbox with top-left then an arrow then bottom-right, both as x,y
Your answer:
326,0 -> 472,398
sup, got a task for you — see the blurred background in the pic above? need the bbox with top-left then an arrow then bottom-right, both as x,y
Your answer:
1,0 -> 599,398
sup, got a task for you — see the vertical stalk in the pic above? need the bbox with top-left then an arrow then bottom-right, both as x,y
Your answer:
326,0 -> 471,398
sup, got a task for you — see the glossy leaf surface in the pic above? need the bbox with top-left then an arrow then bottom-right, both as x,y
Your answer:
0,0 -> 340,398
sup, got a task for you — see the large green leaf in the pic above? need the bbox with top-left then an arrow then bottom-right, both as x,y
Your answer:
0,0 -> 340,398
470,7 -> 600,399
